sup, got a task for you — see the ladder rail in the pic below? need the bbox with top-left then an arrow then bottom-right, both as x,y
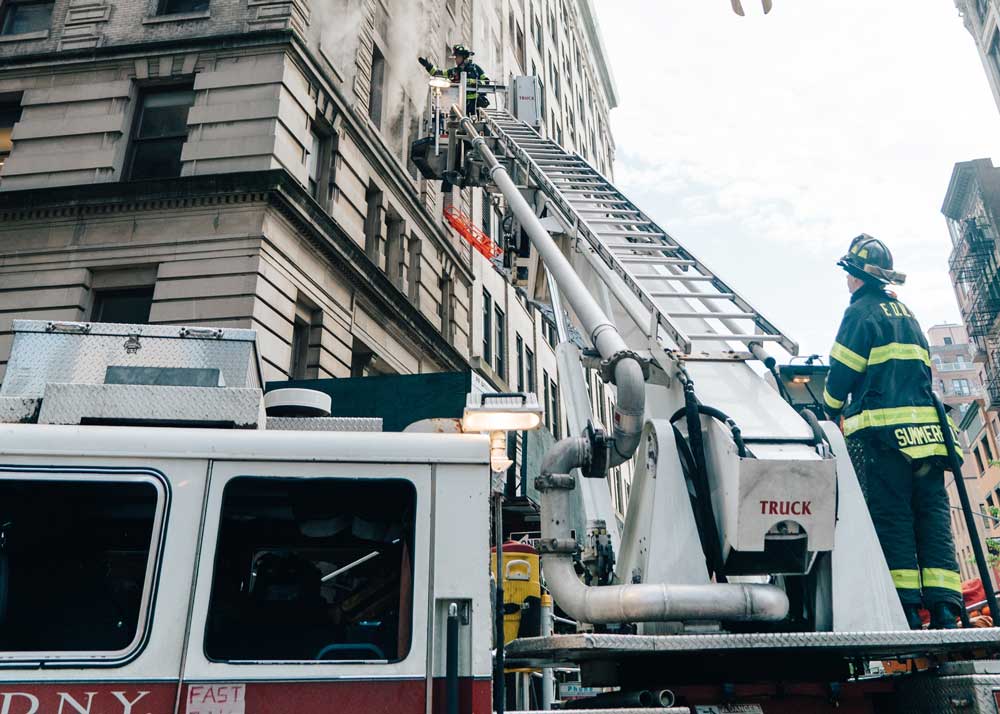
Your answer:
485,112 -> 799,358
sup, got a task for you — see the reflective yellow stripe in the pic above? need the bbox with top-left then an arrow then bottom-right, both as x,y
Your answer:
891,569 -> 920,590
843,406 -> 940,436
899,443 -> 951,460
868,342 -> 931,367
823,389 -> 844,410
922,568 -> 962,592
830,342 -> 867,373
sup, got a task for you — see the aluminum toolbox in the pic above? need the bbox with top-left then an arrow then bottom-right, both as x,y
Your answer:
0,320 -> 262,397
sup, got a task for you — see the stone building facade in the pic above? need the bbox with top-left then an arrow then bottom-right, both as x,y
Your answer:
0,0 -> 621,455
954,0 -> 1000,116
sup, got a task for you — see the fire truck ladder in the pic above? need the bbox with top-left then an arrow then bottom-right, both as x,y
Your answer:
483,111 -> 798,363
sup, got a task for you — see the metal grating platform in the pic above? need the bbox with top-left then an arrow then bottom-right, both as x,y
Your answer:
506,630 -> 1000,666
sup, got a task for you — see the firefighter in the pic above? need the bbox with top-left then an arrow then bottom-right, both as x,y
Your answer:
418,44 -> 490,117
823,234 -> 964,630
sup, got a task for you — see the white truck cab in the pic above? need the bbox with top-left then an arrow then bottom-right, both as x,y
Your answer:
0,321 -> 493,714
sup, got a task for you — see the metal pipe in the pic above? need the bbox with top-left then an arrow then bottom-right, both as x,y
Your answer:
539,436 -> 789,624
934,395 -> 999,622
493,494 -> 507,714
563,689 -> 655,709
446,603 -> 459,714
456,107 -> 644,467
653,690 -> 676,708
540,594 -> 554,710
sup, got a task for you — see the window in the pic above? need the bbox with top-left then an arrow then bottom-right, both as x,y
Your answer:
533,14 -> 542,52
494,306 -> 506,379
516,334 -> 525,392
385,211 -> 405,289
157,0 -> 208,14
481,191 -> 492,238
0,94 -> 22,180
0,474 -> 164,658
976,445 -> 986,475
439,273 -> 454,341
92,287 -> 154,324
944,336 -> 954,346
407,235 -> 422,302
954,378 -> 972,396
543,370 -> 551,431
983,435 -> 994,463
550,379 -> 560,439
306,127 -> 322,199
482,289 -> 493,365
368,45 -> 386,128
546,317 -> 557,348
364,182 -> 383,261
289,299 -> 319,380
205,477 -> 416,662
127,87 -> 195,180
525,347 -> 535,394
0,0 -> 52,34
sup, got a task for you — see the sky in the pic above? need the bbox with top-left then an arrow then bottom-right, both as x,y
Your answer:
593,0 -> 1000,359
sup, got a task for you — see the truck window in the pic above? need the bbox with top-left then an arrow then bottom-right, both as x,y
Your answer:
0,477 -> 162,659
205,477 -> 416,663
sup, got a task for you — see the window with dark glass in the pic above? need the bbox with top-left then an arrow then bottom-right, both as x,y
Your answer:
550,380 -> 560,439
0,476 -> 163,657
525,346 -> 535,393
482,289 -> 493,365
127,87 -> 195,180
494,306 -> 506,379
0,0 -> 53,35
516,334 -> 525,392
983,435 -> 994,462
92,286 -> 154,324
368,45 -> 386,128
157,0 -> 208,14
205,477 -> 416,662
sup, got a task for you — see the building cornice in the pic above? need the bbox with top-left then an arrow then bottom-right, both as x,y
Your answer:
0,171 -> 471,373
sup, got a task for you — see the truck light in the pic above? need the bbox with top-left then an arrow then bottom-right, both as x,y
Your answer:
462,392 -> 543,473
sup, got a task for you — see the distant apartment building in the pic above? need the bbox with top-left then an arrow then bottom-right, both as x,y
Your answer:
929,323 -> 983,417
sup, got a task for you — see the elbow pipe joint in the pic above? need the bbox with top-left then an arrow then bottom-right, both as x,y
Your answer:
608,356 -> 646,466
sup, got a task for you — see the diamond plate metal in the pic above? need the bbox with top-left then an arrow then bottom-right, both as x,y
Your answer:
894,668 -> 1000,714
266,416 -> 383,432
37,383 -> 263,428
0,396 -> 40,423
1,320 -> 261,398
506,630 -> 1000,664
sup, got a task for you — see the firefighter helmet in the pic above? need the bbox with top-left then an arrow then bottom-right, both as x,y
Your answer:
451,43 -> 474,58
837,234 -> 906,285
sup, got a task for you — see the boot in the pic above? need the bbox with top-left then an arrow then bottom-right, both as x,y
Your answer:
904,605 -> 924,630
930,603 -> 960,630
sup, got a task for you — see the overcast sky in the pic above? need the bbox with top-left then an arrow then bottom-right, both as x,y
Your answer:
594,0 -> 1000,359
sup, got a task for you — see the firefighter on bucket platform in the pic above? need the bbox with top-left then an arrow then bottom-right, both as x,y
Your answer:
418,44 -> 490,117
823,234 -> 964,630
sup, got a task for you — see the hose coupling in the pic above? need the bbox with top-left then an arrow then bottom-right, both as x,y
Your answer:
599,349 -> 650,383
537,538 -> 580,555
534,473 -> 576,492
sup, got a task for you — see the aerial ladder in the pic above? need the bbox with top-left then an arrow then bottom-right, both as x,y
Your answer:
414,89 -> 1000,710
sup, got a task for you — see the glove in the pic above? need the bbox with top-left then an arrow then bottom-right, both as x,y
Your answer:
418,56 -> 432,71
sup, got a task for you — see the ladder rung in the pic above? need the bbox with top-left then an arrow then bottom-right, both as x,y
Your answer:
578,209 -> 642,215
598,230 -> 667,238
669,311 -> 757,319
586,218 -> 653,225
619,257 -> 695,266
562,189 -> 620,195
635,274 -> 715,282
649,291 -> 735,299
687,333 -> 784,342
606,242 -> 678,251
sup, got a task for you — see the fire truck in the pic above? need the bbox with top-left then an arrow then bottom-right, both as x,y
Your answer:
3,100 -> 1000,714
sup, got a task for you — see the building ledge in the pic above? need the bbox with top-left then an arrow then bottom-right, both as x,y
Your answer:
0,29 -> 49,43
142,10 -> 211,24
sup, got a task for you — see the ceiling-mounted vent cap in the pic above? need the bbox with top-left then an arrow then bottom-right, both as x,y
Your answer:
264,388 -> 332,417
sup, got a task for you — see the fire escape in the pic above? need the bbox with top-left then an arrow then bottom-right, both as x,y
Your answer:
951,216 -> 1000,408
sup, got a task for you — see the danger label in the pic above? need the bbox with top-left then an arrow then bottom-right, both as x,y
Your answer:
185,684 -> 246,714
